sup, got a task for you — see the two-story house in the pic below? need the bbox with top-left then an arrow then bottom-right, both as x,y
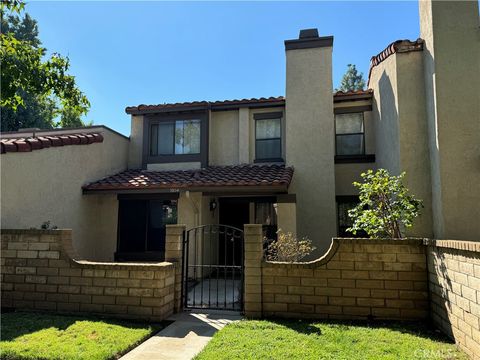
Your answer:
1,0 -> 479,264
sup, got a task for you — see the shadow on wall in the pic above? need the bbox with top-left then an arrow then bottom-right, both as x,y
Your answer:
375,70 -> 400,175
428,246 -> 479,343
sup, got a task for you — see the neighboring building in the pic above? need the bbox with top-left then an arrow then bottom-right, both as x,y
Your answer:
1,0 -> 479,262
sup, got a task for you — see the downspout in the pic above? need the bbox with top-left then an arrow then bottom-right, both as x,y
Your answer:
185,190 -> 200,226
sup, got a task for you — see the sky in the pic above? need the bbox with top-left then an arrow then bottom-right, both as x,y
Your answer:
27,1 -> 420,136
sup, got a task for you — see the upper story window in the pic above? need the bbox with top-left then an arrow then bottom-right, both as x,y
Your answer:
254,112 -> 283,162
150,119 -> 201,156
335,112 -> 365,156
144,112 -> 208,168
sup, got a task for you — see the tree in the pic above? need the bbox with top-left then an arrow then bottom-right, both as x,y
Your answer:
347,169 -> 423,238
1,1 -> 90,131
337,64 -> 366,92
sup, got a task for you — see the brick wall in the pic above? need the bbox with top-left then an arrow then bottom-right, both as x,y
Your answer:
427,240 -> 480,359
254,237 -> 429,320
1,228 -> 182,321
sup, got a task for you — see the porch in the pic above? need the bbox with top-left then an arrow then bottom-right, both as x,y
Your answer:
81,164 -> 296,263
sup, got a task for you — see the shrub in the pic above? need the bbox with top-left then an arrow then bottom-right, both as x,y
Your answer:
347,169 -> 423,238
266,230 -> 316,262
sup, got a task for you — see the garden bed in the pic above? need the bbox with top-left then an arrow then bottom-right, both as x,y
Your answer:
0,311 -> 165,360
195,319 -> 466,360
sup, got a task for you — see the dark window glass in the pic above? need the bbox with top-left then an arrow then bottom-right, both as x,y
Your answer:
117,199 -> 178,260
150,119 -> 200,156
335,113 -> 365,155
256,118 -> 281,160
336,197 -> 366,237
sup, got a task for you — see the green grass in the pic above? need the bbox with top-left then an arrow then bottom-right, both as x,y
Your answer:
195,319 -> 466,360
0,311 -> 163,360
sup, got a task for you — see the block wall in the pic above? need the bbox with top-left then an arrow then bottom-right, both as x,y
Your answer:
1,229 -> 179,321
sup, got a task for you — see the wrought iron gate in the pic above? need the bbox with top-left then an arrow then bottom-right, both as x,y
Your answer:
183,225 -> 244,311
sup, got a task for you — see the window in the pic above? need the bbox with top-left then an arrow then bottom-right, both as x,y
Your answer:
255,114 -> 282,161
336,196 -> 366,237
116,197 -> 178,261
150,119 -> 201,156
335,112 -> 365,156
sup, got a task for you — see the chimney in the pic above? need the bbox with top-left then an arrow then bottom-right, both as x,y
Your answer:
284,28 -> 336,254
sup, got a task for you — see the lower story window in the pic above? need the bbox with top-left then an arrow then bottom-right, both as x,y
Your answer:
116,197 -> 177,261
336,196 -> 365,237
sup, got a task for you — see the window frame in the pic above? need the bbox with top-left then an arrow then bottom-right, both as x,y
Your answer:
142,112 -> 208,168
254,112 -> 284,163
334,111 -> 366,157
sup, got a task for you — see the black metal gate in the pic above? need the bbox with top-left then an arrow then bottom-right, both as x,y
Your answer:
182,225 -> 244,311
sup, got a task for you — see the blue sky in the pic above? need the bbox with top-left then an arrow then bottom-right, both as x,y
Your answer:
27,1 -> 420,135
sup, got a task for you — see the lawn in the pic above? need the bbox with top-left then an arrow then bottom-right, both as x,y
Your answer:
0,311 -> 163,360
195,319 -> 466,360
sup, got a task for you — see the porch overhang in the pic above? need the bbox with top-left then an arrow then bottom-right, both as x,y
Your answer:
82,164 -> 294,195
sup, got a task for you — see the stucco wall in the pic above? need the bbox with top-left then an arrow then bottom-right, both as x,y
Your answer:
395,51 -> 433,237
285,44 -> 336,255
420,0 -> 480,240
0,129 -> 129,261
209,110 -> 240,166
209,106 -> 286,166
128,115 -> 143,169
369,50 -> 433,237
370,55 -> 401,176
335,163 -> 376,196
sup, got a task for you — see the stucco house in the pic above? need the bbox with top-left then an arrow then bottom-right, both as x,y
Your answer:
1,0 -> 479,264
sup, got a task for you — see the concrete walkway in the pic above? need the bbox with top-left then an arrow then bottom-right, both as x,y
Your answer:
120,311 -> 243,360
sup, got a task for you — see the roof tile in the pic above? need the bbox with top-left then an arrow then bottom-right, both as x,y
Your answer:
83,164 -> 294,192
0,132 -> 104,155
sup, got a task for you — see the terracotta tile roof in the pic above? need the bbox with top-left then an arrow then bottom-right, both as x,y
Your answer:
0,132 -> 104,154
367,39 -> 424,86
333,89 -> 373,102
125,96 -> 286,114
83,164 -> 294,192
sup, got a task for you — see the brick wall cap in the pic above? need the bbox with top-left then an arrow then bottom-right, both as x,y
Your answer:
424,239 -> 480,253
334,237 -> 425,245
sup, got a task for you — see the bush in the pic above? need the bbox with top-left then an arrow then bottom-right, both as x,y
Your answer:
266,230 -> 316,262
347,169 -> 423,238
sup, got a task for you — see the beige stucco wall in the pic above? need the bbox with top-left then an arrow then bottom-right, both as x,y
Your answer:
285,44 -> 336,256
370,55 -> 401,176
209,110 -> 240,166
147,162 -> 201,171
369,49 -> 433,237
209,106 -> 286,166
395,50 -> 433,237
420,0 -> 480,240
128,115 -> 143,169
0,129 -> 129,260
335,163 -> 376,196
276,202 -> 296,235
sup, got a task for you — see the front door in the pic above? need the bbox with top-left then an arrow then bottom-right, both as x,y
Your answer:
219,198 -> 250,266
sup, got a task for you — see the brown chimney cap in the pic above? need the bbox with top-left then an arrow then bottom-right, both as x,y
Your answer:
299,29 -> 319,39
